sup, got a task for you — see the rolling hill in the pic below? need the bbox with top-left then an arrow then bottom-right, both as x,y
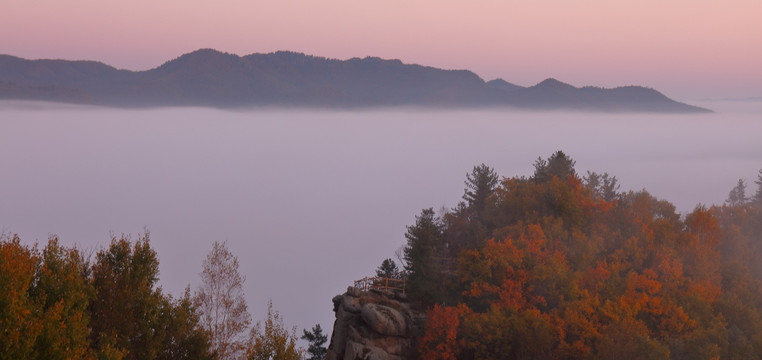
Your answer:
0,49 -> 710,112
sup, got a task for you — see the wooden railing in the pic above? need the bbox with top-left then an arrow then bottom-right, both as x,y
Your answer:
353,276 -> 406,294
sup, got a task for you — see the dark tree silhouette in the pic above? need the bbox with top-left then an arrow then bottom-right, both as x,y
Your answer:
726,179 -> 748,206
301,324 -> 328,360
403,208 -> 445,301
753,169 -> 762,206
375,258 -> 401,279
463,164 -> 499,212
533,150 -> 576,182
584,171 -> 620,202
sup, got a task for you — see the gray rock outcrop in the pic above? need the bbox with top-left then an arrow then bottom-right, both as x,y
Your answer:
326,287 -> 425,360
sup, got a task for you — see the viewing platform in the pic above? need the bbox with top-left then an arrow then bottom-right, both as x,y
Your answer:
353,276 -> 406,294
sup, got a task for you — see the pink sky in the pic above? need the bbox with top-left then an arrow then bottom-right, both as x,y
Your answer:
2,0 -> 760,100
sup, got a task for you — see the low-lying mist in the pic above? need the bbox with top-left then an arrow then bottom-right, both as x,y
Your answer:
1,99 -> 760,333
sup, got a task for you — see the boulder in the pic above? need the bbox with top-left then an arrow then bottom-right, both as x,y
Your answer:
343,341 -> 405,360
342,294 -> 362,313
326,287 -> 424,360
361,303 -> 407,337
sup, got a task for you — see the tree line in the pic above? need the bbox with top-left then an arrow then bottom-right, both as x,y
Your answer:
382,151 -> 762,359
0,233 -> 328,360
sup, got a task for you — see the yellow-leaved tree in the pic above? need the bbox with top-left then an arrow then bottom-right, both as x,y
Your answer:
247,300 -> 302,360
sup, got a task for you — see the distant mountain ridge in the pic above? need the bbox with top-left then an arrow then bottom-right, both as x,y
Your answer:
0,49 -> 711,112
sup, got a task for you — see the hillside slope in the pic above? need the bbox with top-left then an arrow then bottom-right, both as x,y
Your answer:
0,50 -> 711,112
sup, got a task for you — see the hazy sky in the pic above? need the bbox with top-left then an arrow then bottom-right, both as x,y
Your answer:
2,0 -> 760,100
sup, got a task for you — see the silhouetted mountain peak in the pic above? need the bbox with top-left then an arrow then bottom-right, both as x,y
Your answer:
486,78 -> 524,92
187,48 -> 228,57
155,49 -> 242,73
177,48 -> 236,60
534,78 -> 576,90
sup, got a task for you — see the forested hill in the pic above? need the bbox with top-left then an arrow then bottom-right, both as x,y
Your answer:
379,152 -> 762,359
0,49 -> 709,112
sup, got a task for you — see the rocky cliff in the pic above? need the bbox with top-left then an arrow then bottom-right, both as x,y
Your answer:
327,287 -> 426,360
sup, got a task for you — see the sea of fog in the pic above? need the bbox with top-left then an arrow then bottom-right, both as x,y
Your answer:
1,99 -> 760,337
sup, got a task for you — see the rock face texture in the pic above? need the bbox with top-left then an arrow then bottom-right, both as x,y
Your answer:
327,287 -> 425,360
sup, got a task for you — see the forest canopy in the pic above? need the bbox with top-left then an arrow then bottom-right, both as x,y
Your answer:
0,234 -> 305,360
393,151 -> 762,360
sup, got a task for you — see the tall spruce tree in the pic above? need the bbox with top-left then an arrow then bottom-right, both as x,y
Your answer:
726,178 -> 749,206
463,164 -> 499,213
301,324 -> 328,360
375,258 -> 401,279
403,208 -> 445,302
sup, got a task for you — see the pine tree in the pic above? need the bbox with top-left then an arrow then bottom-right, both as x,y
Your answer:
301,324 -> 328,360
726,178 -> 748,206
375,258 -> 401,279
533,150 -> 576,183
403,208 -> 445,302
753,169 -> 762,206
584,171 -> 620,202
463,164 -> 499,212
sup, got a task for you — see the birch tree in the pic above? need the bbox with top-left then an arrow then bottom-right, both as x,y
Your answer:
195,241 -> 251,360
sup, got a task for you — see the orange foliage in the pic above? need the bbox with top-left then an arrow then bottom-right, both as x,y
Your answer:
581,261 -> 612,293
419,304 -> 470,360
415,158 -> 762,358
686,279 -> 722,304
685,207 -> 721,248
0,235 -> 43,358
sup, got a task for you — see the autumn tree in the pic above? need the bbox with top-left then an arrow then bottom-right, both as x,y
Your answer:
1,232 -> 210,360
419,304 -> 469,360
31,236 -> 93,360
196,241 -> 251,360
157,288 -> 213,360
247,300 -> 301,360
0,234 -> 42,360
89,233 -> 166,360
301,324 -> 328,360
4,233 -> 212,360
384,155 -> 762,360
